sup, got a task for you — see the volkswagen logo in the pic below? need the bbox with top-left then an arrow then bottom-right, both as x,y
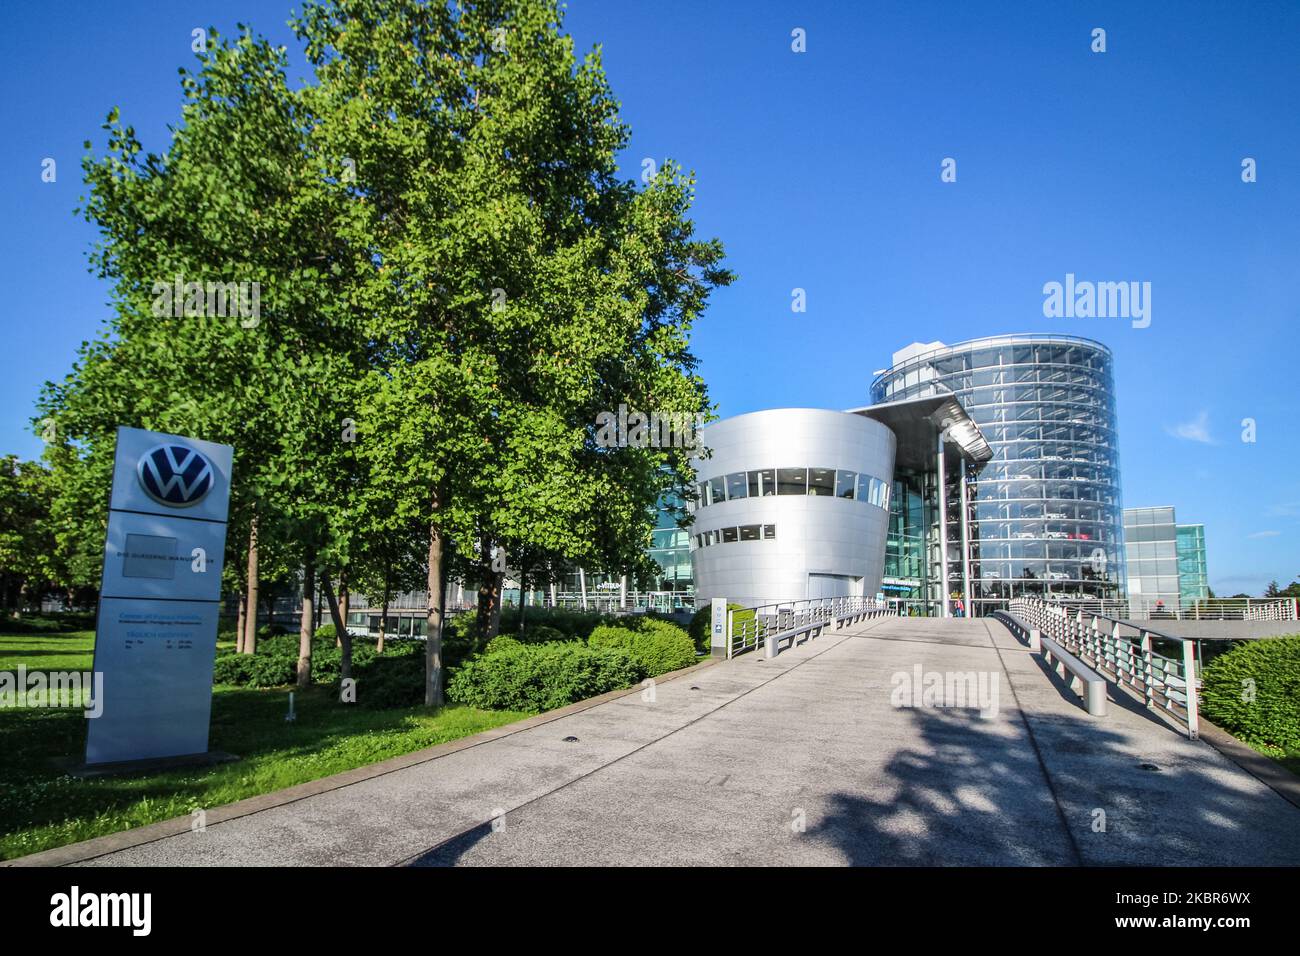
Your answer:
137,444 -> 214,507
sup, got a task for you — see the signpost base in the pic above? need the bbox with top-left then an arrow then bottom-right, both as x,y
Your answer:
55,750 -> 240,779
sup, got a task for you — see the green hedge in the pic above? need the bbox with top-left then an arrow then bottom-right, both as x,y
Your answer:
588,622 -> 696,677
447,642 -> 644,712
498,607 -> 616,640
212,652 -> 296,688
1201,635 -> 1300,755
213,641 -> 425,707
483,634 -> 523,655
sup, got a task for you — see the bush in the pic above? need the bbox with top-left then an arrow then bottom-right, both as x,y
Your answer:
0,612 -> 97,634
687,603 -> 748,653
314,623 -> 337,642
348,650 -> 426,708
483,634 -> 523,655
212,652 -> 296,688
588,623 -> 696,677
447,642 -> 643,712
257,623 -> 287,638
519,624 -> 570,644
442,612 -> 486,668
1201,636 -> 1300,755
499,607 -> 615,640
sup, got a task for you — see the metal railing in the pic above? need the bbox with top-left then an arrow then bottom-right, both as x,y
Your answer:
727,596 -> 895,659
1032,596 -> 1297,622
1000,598 -> 1200,739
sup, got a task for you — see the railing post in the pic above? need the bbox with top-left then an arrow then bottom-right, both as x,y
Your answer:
1182,639 -> 1199,739
1140,631 -> 1154,710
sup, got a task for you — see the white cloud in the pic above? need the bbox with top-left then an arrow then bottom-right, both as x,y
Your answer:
1247,530 -> 1281,539
1166,410 -> 1213,444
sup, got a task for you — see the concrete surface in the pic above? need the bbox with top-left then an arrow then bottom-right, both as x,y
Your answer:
22,617 -> 1300,866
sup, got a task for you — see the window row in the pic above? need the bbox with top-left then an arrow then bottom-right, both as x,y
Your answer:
696,468 -> 890,509
693,524 -> 777,549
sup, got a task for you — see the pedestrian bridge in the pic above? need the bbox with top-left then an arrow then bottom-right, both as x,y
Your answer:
16,615 -> 1300,867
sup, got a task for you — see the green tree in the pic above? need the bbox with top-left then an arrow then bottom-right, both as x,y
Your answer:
0,457 -> 56,613
295,0 -> 730,703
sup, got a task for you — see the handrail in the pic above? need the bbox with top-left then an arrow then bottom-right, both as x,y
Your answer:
727,595 -> 895,659
1002,598 -> 1200,739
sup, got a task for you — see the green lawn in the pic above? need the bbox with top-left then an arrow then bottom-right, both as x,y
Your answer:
0,627 -> 527,861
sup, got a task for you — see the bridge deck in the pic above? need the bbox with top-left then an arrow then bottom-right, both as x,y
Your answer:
23,617 -> 1300,866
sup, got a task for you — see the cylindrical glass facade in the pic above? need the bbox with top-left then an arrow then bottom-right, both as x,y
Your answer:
871,335 -> 1125,611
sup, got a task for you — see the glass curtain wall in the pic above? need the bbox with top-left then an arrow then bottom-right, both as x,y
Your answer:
873,335 -> 1126,613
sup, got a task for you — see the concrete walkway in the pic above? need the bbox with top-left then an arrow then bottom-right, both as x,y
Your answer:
24,617 -> 1300,866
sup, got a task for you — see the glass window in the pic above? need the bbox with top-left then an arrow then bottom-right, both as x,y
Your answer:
709,476 -> 727,503
808,468 -> 835,496
880,481 -> 890,512
835,470 -> 857,499
777,467 -> 807,495
865,477 -> 881,506
726,472 -> 748,500
856,473 -> 872,501
698,482 -> 710,507
739,524 -> 761,541
722,527 -> 738,543
763,524 -> 776,539
748,468 -> 776,497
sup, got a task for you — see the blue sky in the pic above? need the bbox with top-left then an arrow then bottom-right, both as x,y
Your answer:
1,1 -> 1297,594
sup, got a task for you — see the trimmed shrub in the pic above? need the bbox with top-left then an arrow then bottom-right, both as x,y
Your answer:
349,651 -> 426,708
499,607 -> 615,640
212,652 -> 295,688
442,612 -> 486,668
314,623 -> 337,642
588,623 -> 696,677
518,624 -> 569,644
1201,635 -> 1300,755
447,642 -> 644,712
483,634 -> 523,655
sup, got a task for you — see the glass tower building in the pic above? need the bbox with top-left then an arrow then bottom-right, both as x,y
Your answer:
1176,523 -> 1209,605
870,334 -> 1126,612
1123,506 -> 1181,612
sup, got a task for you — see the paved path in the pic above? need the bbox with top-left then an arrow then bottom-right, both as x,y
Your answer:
31,617 -> 1300,866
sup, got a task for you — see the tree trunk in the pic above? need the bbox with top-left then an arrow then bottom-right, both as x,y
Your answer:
425,511 -> 445,707
517,566 -> 528,633
297,561 -> 315,688
321,572 -> 352,686
336,570 -> 348,647
242,519 -> 259,655
235,589 -> 246,653
378,558 -> 391,654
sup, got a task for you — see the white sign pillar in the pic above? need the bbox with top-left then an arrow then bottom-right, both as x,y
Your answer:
85,426 -> 233,766
710,597 -> 728,658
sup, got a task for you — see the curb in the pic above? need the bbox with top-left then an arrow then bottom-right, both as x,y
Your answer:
3,656 -> 718,868
1196,718 -> 1300,811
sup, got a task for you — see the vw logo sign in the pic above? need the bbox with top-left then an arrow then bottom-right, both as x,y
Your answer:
137,444 -> 214,508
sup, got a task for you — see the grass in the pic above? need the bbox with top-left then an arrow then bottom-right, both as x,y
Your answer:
0,625 -> 527,862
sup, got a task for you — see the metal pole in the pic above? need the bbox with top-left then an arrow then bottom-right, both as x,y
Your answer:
959,465 -> 972,617
1182,639 -> 1199,739
937,429 -> 951,618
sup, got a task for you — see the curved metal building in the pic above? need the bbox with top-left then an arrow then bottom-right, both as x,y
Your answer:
688,409 -> 897,607
870,334 -> 1125,609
